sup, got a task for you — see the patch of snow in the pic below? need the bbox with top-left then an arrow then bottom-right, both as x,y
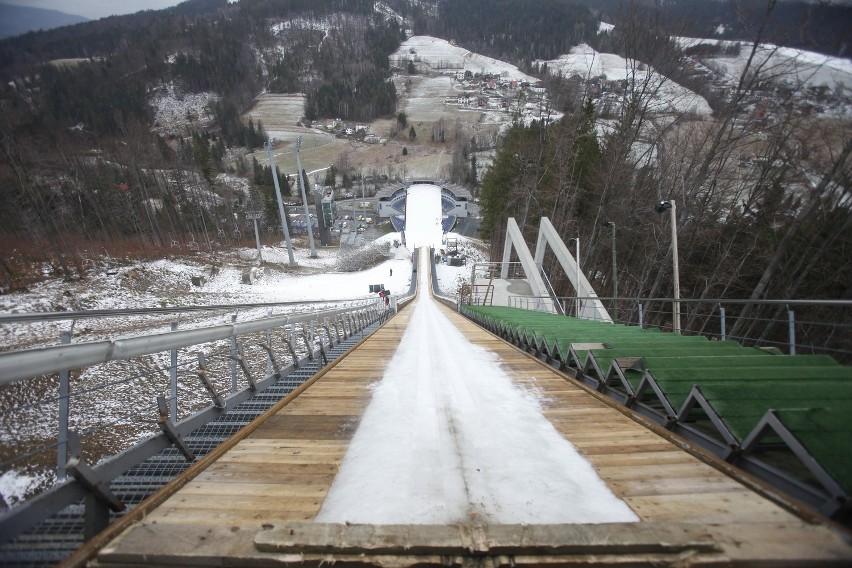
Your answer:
539,43 -> 713,116
0,469 -> 49,508
394,36 -> 539,84
149,84 -> 220,135
374,2 -> 405,25
675,37 -> 852,94
215,172 -> 252,199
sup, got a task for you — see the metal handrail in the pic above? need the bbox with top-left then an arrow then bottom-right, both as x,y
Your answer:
537,265 -> 565,315
0,303 -> 376,385
0,298 -> 370,324
501,295 -> 852,360
0,300 -> 391,542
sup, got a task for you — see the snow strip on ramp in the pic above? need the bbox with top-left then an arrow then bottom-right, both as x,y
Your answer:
316,248 -> 637,524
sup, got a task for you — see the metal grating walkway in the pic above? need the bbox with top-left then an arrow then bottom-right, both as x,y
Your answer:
0,325 -> 381,567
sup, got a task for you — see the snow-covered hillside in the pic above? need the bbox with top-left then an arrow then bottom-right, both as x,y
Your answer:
539,43 -> 713,116
394,36 -> 539,83
675,36 -> 852,94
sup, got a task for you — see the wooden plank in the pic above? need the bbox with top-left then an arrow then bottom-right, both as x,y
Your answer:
195,468 -> 336,486
608,476 -> 745,497
584,450 -> 696,467
624,490 -> 800,523
254,521 -> 721,555
575,442 -> 675,455
179,481 -> 330,499
595,462 -> 718,481
147,505 -> 318,525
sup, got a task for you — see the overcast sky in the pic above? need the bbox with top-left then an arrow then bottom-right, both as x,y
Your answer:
1,0 -> 227,20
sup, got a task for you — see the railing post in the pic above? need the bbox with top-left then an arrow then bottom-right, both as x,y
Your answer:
638,302 -> 644,329
266,309 -> 273,377
170,320 -> 179,419
230,314 -> 238,393
57,326 -> 73,481
788,307 -> 796,355
719,305 -> 726,341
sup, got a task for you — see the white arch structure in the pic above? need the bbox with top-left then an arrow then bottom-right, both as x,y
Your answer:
500,217 -> 612,322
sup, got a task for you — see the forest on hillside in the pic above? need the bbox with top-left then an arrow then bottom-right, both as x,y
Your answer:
0,0 -> 404,289
477,2 -> 851,356
420,0 -> 599,68
575,0 -> 851,58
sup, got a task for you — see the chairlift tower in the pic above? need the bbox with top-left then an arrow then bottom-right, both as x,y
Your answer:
246,211 -> 264,263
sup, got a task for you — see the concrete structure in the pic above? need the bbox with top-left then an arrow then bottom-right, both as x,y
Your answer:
469,217 -> 612,322
377,180 -> 471,234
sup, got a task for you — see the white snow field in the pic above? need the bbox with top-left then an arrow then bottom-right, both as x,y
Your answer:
540,43 -> 713,116
394,36 -> 538,83
674,36 -> 852,94
317,247 -> 639,525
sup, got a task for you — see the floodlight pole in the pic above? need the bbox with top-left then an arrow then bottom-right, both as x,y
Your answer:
669,201 -> 681,334
569,238 -> 580,317
603,221 -> 617,299
295,136 -> 317,258
655,200 -> 681,333
267,139 -> 296,266
576,238 -> 581,318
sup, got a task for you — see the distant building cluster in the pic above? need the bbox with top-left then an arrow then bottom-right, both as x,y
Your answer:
311,117 -> 384,144
442,70 -> 556,122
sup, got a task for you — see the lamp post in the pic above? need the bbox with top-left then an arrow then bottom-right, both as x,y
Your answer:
569,237 -> 580,317
655,200 -> 680,334
601,220 -> 617,299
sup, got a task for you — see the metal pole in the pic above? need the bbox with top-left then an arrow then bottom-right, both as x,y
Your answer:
251,217 -> 263,263
788,307 -> 796,355
266,309 -> 273,377
170,320 -> 178,418
230,314 -> 238,393
719,305 -> 727,341
669,200 -> 681,334
575,238 -> 580,318
295,136 -> 317,258
638,302 -> 644,329
57,327 -> 72,480
610,222 -> 618,299
266,139 -> 296,266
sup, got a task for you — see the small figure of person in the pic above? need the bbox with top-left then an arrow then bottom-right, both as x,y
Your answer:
390,268 -> 393,276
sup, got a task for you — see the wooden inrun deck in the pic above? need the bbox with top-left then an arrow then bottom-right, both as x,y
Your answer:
76,270 -> 852,566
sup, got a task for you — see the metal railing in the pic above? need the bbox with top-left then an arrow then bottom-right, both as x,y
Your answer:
537,265 -> 565,315
0,298 -> 391,546
503,295 -> 852,362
